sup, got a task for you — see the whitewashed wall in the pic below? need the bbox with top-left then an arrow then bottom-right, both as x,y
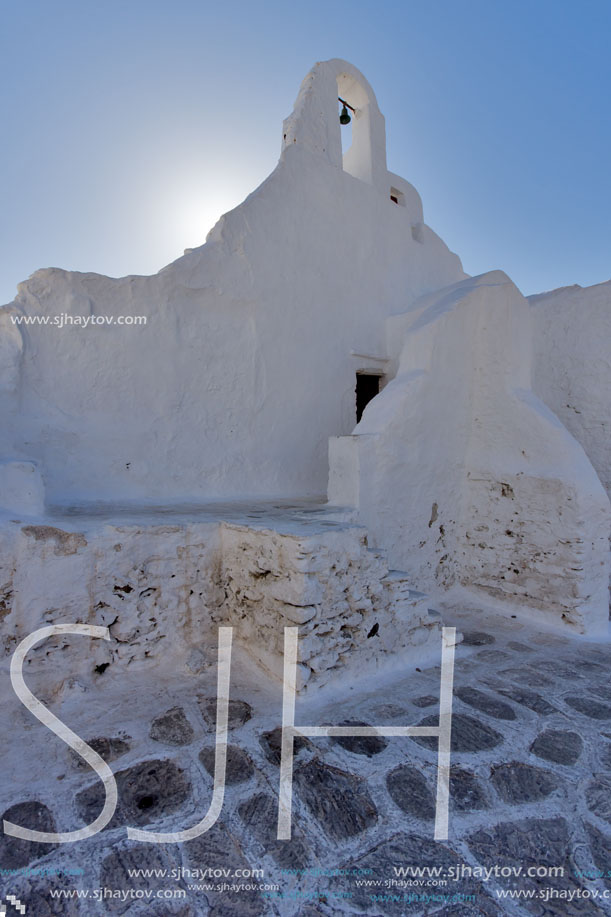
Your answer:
530,280 -> 611,500
329,272 -> 611,634
0,59 -> 464,510
2,57 -> 607,635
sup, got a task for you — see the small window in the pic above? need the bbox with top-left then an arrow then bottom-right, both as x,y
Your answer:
356,372 -> 383,423
390,187 -> 405,206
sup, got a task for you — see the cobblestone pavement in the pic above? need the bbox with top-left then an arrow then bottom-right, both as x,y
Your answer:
1,607 -> 610,916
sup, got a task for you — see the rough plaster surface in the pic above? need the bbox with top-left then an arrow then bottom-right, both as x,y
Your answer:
0,461 -> 44,515
218,521 -> 439,689
328,272 -> 611,634
0,515 -> 222,681
530,280 -> 611,500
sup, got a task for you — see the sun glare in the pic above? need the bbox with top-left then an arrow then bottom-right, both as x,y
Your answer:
156,173 -> 256,257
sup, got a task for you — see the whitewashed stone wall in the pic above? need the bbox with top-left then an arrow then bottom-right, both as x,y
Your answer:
218,522 -> 439,689
0,512 -> 439,694
0,519 -> 223,688
530,280 -> 611,500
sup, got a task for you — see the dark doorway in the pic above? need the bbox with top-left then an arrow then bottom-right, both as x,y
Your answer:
356,372 -> 382,423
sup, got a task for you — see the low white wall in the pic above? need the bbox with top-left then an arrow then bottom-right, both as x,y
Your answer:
0,518 -> 223,683
0,511 -> 439,695
219,522 -> 438,690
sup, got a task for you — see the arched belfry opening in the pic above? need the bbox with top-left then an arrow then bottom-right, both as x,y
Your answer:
280,60 -> 388,192
338,97 -> 353,162
336,72 -> 374,184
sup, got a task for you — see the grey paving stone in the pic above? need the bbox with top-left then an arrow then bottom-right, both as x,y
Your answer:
294,759 -> 377,841
125,905 -> 197,917
600,743 -> 611,769
585,822 -> 611,890
296,906 -> 339,917
386,764 -> 436,820
70,735 -> 131,768
461,631 -> 496,646
75,758 -> 191,829
476,650 -> 509,663
435,905 -> 503,917
537,660 -> 586,680
455,687 -> 517,721
99,844 -> 183,914
0,800 -> 57,868
531,634 -> 567,647
495,686 -> 556,716
450,767 -> 490,811
413,713 -> 503,753
330,721 -> 388,757
344,833 -> 494,915
490,762 -> 559,804
197,697 -> 252,730
567,658 -> 607,675
238,791 -> 312,869
499,666 -> 554,688
259,726 -> 311,765
580,647 -> 611,663
507,641 -> 535,653
209,902 -> 263,917
564,696 -> 611,720
411,695 -> 439,708
585,775 -> 611,824
149,706 -> 195,746
589,684 -> 611,703
199,744 -> 255,785
369,703 -> 410,720
182,823 -> 264,916
530,730 -> 583,766
467,817 -> 601,915
182,821 -> 242,870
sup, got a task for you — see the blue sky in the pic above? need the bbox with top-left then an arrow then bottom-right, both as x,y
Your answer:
1,0 -> 609,304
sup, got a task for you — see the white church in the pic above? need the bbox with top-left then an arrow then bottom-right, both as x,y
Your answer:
1,59 -> 609,688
